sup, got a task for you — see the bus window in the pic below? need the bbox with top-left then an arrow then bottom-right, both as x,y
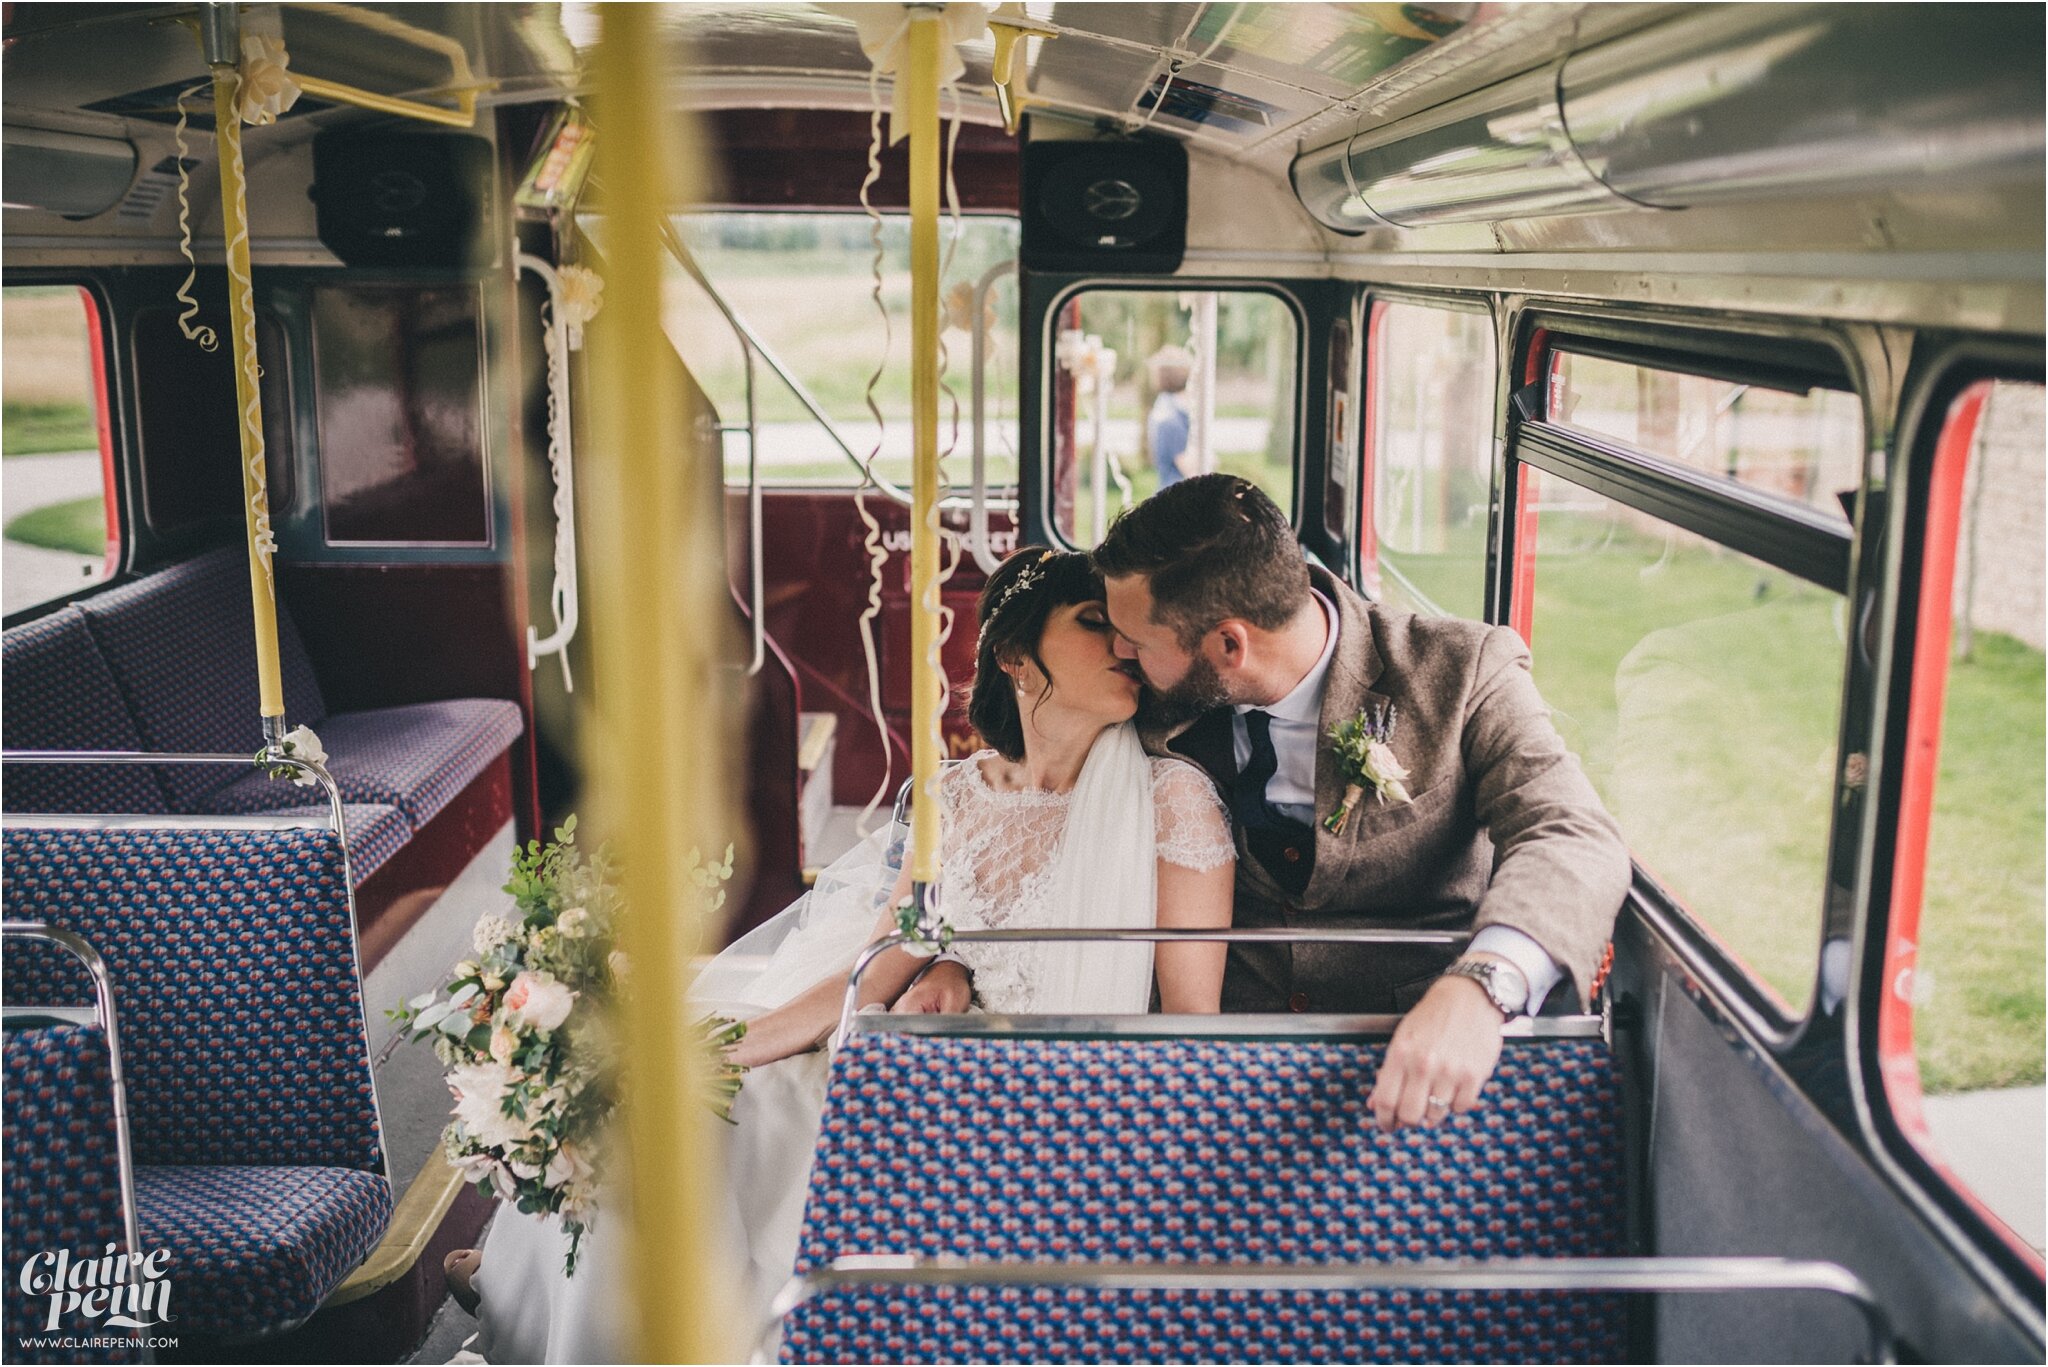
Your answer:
1366,299 -> 1495,618
312,285 -> 492,547
1521,467 -> 1847,1014
1888,377 -> 2045,1256
1552,350 -> 1864,526
669,211 -> 1021,489
133,306 -> 294,534
1051,287 -> 1297,550
2,284 -> 113,614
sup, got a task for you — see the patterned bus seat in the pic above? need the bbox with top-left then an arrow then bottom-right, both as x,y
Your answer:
73,547 -> 327,811
1,1021 -> 140,1365
782,1031 -> 1627,1365
4,545 -> 524,861
204,698 -> 525,830
0,608 -> 170,815
2,827 -> 392,1340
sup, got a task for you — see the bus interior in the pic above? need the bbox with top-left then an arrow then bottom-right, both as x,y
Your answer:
0,2 -> 2042,1362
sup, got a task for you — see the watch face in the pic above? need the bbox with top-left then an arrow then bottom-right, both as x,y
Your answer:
1484,962 -> 1529,1014
1453,960 -> 1526,1015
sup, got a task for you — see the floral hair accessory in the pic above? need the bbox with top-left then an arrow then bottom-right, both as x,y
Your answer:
1324,703 -> 1411,834
976,549 -> 1059,653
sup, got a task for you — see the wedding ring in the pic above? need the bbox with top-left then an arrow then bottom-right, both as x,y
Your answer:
1426,1094 -> 1450,1112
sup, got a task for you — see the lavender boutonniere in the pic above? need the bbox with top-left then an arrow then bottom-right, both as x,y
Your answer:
1324,703 -> 1411,835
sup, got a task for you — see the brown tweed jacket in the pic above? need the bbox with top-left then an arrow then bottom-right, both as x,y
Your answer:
1142,566 -> 1630,1013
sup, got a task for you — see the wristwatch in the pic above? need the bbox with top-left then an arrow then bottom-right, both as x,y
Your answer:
1441,957 -> 1530,1018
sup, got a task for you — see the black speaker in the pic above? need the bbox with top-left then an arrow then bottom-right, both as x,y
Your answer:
310,131 -> 494,269
1022,136 -> 1186,274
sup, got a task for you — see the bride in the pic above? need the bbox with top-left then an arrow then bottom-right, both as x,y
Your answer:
460,547 -> 1236,1362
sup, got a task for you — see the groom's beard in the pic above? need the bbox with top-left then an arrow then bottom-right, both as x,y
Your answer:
1137,652 -> 1232,731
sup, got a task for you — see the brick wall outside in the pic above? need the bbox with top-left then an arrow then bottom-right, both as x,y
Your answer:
1955,382 -> 2045,653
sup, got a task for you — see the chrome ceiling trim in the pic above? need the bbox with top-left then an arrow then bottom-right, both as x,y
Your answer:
1291,4 -> 2045,236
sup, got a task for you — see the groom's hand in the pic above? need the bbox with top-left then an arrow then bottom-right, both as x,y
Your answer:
1366,964 -> 1508,1132
893,959 -> 972,1014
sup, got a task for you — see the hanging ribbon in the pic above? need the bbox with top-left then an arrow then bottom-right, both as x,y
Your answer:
829,2 -> 991,144
169,83 -> 218,354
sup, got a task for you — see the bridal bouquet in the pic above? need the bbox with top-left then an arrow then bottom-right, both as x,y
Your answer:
391,816 -> 743,1274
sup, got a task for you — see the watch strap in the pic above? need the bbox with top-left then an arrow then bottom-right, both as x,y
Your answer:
1442,957 -> 1528,1017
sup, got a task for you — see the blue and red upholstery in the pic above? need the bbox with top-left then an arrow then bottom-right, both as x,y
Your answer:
782,1032 -> 1627,1364
134,1166 -> 391,1340
206,698 -> 525,829
303,802 -> 412,883
0,608 -> 169,815
3,826 -> 391,1339
2,1022 -> 140,1364
3,827 -> 384,1171
2,546 -> 524,888
74,548 -> 328,810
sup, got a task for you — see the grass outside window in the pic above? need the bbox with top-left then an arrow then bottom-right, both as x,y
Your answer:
1522,466 -> 2041,1091
4,495 -> 106,556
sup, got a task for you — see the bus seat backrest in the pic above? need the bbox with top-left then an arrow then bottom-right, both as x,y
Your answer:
1,827 -> 382,1174
0,608 -> 171,815
2,1021 -> 139,1364
784,1032 -> 1627,1365
75,548 -> 327,808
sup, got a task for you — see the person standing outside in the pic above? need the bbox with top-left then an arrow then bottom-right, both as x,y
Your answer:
1147,344 -> 1195,488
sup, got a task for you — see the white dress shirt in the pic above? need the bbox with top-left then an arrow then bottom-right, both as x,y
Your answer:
1230,590 -> 1563,1014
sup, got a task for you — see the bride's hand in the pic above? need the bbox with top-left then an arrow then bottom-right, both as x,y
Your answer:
892,960 -> 972,1014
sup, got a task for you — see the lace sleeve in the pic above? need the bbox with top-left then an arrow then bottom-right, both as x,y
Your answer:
1150,758 -> 1236,872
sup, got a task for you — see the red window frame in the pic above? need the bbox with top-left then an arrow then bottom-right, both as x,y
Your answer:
1356,296 -> 1501,617
1505,326 -> 1549,645
1878,377 -> 2046,1273
78,285 -> 121,583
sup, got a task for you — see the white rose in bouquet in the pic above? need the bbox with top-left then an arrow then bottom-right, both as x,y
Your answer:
505,971 -> 576,1032
449,1061 -> 532,1151
545,1140 -> 595,1191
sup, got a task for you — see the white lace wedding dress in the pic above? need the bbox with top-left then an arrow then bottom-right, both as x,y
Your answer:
472,738 -> 1232,1363
931,752 -> 1235,1011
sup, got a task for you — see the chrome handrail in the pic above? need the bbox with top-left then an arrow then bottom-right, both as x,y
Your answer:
653,213 -> 1018,518
969,258 -> 1018,574
3,748 -> 347,855
656,214 -> 906,507
840,925 -> 1473,1032
0,767 -> 389,1183
764,1255 -> 1895,1365
860,1011 -> 1600,1041
656,217 -> 766,675
516,250 -> 583,685
2,921 -> 152,1362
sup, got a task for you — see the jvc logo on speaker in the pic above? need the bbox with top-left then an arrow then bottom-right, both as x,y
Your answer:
17,1242 -> 174,1333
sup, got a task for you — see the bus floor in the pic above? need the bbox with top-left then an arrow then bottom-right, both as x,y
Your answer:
412,1288 -> 484,1363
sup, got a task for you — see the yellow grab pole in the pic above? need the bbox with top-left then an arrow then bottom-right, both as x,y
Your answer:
587,6 -> 730,1361
907,10 -> 944,890
210,63 -> 286,730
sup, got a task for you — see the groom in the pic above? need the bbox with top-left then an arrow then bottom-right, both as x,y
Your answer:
1095,475 -> 1630,1132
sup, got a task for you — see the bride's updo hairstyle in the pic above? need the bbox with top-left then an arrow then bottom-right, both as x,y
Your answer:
967,546 -> 1104,760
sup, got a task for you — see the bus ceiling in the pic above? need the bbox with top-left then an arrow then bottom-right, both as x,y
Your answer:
1,3 -> 2041,327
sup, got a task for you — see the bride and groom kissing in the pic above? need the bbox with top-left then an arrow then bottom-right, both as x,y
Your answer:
463,473 -> 1631,1362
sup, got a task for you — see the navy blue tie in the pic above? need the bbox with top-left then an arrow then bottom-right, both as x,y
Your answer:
1230,710 -> 1285,832
1230,709 -> 1314,895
